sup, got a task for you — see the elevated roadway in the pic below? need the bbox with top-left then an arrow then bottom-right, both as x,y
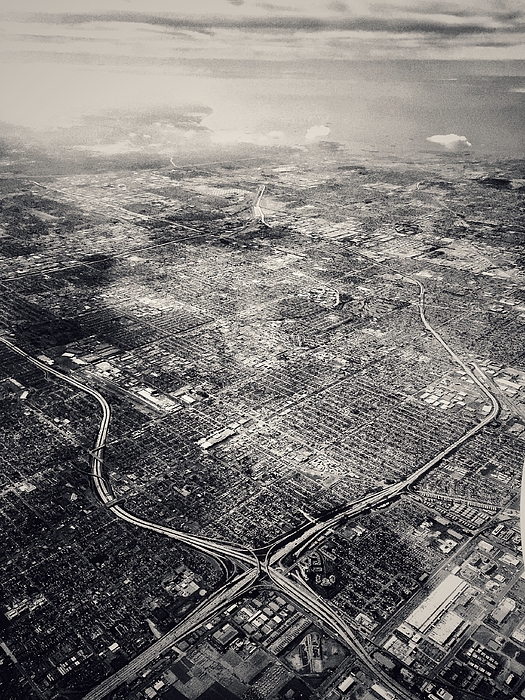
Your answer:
0,271 -> 504,700
267,567 -> 417,700
265,275 -> 500,566
0,336 -> 258,570
252,184 -> 270,226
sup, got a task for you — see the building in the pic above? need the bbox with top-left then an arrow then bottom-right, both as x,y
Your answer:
406,574 -> 468,634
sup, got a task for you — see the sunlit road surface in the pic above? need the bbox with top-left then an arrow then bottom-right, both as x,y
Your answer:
81,569 -> 259,700
266,567 -> 417,700
0,273 -> 505,700
252,184 -> 269,226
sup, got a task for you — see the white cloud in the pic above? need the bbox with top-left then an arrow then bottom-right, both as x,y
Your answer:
426,133 -> 472,150
305,124 -> 331,141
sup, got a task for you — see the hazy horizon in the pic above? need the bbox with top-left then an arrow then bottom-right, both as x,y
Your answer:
2,1 -> 525,161
1,59 -> 525,163
1,2 -> 524,165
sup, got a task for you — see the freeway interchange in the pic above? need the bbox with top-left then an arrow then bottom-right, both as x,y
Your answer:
0,275 -> 503,700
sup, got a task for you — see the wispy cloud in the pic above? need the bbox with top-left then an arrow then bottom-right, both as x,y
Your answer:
255,2 -> 298,11
1,1 -> 524,63
14,11 -> 525,35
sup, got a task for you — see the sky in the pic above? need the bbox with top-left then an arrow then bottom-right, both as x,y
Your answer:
2,0 -> 525,64
0,1 -> 524,144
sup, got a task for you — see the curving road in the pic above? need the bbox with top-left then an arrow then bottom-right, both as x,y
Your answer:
264,275 -> 500,566
0,271 -> 502,700
0,336 -> 258,570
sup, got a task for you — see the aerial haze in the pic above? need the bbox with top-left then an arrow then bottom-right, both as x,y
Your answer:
1,1 -> 525,157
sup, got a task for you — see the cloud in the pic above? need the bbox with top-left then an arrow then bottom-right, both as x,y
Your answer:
305,124 -> 331,141
426,133 -> 472,150
76,140 -> 139,154
14,11 -> 525,36
472,38 -> 521,47
256,2 -> 297,11
3,3 -> 525,63
372,1 -> 525,21
381,2 -> 479,19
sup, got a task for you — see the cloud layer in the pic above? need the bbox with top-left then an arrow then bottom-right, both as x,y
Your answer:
12,10 -> 525,36
1,1 -> 525,62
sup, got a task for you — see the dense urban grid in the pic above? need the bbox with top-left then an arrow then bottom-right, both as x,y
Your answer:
0,140 -> 524,700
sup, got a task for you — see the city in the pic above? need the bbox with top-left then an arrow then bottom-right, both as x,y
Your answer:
0,142 -> 524,700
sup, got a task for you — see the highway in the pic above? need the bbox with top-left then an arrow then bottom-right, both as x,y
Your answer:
81,567 -> 259,700
0,336 -> 258,571
267,567 -> 417,700
0,270 -> 503,700
252,184 -> 270,227
265,275 -> 500,566
6,180 -> 270,283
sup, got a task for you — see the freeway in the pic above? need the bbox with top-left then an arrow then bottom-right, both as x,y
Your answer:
82,567 -> 259,700
471,360 -> 525,424
0,335 -> 258,570
0,270 -> 504,700
265,275 -> 500,566
252,184 -> 270,227
267,567 -> 417,700
6,180 -> 272,282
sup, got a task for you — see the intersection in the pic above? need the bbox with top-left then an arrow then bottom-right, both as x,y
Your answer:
0,274 -> 502,700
